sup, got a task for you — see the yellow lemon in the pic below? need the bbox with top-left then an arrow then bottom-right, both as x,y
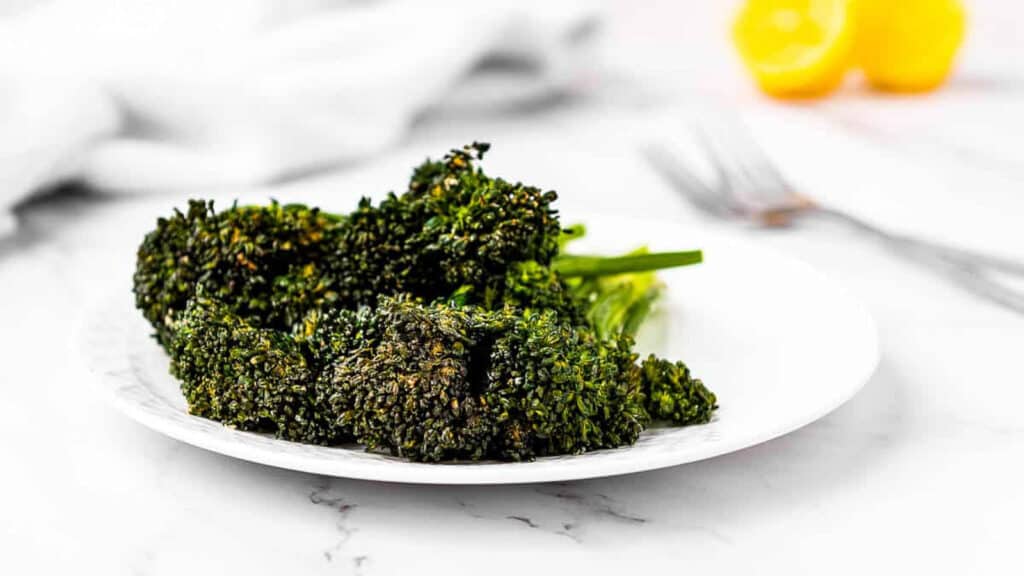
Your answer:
856,0 -> 966,92
733,0 -> 857,98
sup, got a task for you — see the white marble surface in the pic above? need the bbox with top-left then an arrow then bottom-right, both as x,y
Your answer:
3,1 -> 1024,574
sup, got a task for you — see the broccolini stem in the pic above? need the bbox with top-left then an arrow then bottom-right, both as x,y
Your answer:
558,224 -> 587,251
553,250 -> 703,277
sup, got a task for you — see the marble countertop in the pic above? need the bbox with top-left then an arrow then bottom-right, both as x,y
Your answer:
3,2 -> 1023,574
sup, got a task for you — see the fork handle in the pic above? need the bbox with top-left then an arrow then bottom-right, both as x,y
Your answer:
814,207 -> 1024,313
816,207 -> 1024,275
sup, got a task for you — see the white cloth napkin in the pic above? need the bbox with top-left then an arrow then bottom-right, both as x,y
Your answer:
0,0 -> 600,237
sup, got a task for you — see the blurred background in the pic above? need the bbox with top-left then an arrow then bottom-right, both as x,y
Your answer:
1,0 -> 1020,256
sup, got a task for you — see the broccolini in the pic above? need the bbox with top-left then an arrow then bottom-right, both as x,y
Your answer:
135,142 -> 718,462
326,296 -> 498,462
169,294 -> 347,444
134,143 -> 562,342
483,309 -> 649,460
134,200 -> 344,345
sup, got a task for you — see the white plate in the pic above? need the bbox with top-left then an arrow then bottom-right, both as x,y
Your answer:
77,215 -> 878,484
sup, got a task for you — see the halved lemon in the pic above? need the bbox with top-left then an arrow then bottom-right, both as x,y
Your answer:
733,0 -> 856,98
856,0 -> 966,92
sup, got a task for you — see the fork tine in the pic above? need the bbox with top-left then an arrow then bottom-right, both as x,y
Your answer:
692,126 -> 737,198
642,143 -> 734,219
706,115 -> 793,204
694,123 -> 782,219
645,112 -> 809,224
692,125 -> 755,208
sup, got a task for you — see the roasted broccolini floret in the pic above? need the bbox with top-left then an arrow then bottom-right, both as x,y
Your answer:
168,294 -> 714,461
134,200 -> 343,344
325,296 -> 499,462
639,355 -> 717,425
455,259 -> 588,325
294,304 -> 381,369
135,143 -> 562,344
169,294 -> 348,444
483,310 -> 649,460
331,142 -> 561,304
323,298 -> 651,462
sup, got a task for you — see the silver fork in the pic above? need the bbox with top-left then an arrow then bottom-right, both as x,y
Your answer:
644,116 -> 1024,314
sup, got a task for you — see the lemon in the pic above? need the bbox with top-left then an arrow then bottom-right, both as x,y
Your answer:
733,0 -> 857,98
856,0 -> 966,92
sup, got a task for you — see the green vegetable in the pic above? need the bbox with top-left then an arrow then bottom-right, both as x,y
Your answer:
484,309 -> 649,460
324,297 -> 650,462
325,296 -> 497,462
553,250 -> 703,277
456,248 -> 704,339
171,294 -> 659,462
134,201 -> 343,345
472,259 -> 589,325
639,355 -> 718,425
564,247 -> 666,340
331,142 -> 562,306
134,143 -> 562,343
135,142 -> 718,462
169,294 -> 348,444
